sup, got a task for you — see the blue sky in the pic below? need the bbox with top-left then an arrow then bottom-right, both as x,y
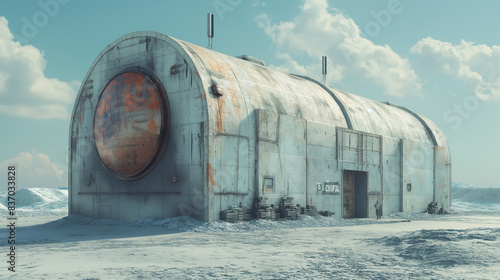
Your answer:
0,0 -> 499,188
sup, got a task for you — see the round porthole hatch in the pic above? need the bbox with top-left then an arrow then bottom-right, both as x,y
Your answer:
93,71 -> 167,180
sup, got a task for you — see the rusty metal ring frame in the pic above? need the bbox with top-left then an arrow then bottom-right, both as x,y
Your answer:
93,68 -> 170,181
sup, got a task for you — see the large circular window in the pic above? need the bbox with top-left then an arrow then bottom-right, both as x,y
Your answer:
94,72 -> 167,179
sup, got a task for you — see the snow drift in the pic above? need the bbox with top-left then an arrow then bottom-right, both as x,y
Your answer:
376,227 -> 500,268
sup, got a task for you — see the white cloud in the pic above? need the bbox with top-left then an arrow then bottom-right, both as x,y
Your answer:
0,16 -> 79,119
255,0 -> 422,97
410,37 -> 500,101
252,0 -> 266,7
0,151 -> 67,189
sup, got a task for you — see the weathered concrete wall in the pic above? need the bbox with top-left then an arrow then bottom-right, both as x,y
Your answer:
382,136 -> 403,215
306,121 -> 343,217
70,33 -> 208,221
401,139 -> 435,212
434,146 -> 452,209
256,110 -> 307,208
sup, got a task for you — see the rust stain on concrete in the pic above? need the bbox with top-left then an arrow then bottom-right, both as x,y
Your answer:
207,162 -> 216,188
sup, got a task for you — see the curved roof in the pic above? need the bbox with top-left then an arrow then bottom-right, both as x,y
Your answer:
71,31 -> 448,150
175,36 -> 445,148
176,41 -> 349,135
330,89 -> 435,145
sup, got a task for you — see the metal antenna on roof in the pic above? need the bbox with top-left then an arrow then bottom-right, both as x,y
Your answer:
321,56 -> 327,84
207,13 -> 214,49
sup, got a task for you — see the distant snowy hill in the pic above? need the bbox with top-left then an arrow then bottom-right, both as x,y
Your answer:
0,187 -> 67,216
1,183 -> 499,217
452,183 -> 500,212
452,183 -> 500,203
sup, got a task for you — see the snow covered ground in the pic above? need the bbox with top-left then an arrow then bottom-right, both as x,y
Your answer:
1,183 -> 499,279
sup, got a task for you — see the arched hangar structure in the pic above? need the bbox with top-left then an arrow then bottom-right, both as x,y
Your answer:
69,32 -> 451,222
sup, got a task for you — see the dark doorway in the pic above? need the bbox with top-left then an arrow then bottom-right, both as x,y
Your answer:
343,170 -> 368,218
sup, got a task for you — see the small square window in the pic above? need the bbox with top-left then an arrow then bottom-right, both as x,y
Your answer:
264,177 -> 274,192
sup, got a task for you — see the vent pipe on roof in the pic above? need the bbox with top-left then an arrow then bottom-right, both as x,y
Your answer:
321,56 -> 327,84
207,13 -> 214,49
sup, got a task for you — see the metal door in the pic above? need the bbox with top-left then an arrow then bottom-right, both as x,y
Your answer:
343,170 -> 355,218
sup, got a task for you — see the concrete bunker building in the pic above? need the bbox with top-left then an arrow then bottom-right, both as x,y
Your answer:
69,32 -> 451,222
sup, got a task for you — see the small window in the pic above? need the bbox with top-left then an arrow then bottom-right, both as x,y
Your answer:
263,177 -> 274,192
407,183 -> 412,192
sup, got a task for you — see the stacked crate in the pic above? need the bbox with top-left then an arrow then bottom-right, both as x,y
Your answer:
255,197 -> 275,220
279,197 -> 301,220
239,203 -> 253,221
221,198 -> 337,222
220,206 -> 243,223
